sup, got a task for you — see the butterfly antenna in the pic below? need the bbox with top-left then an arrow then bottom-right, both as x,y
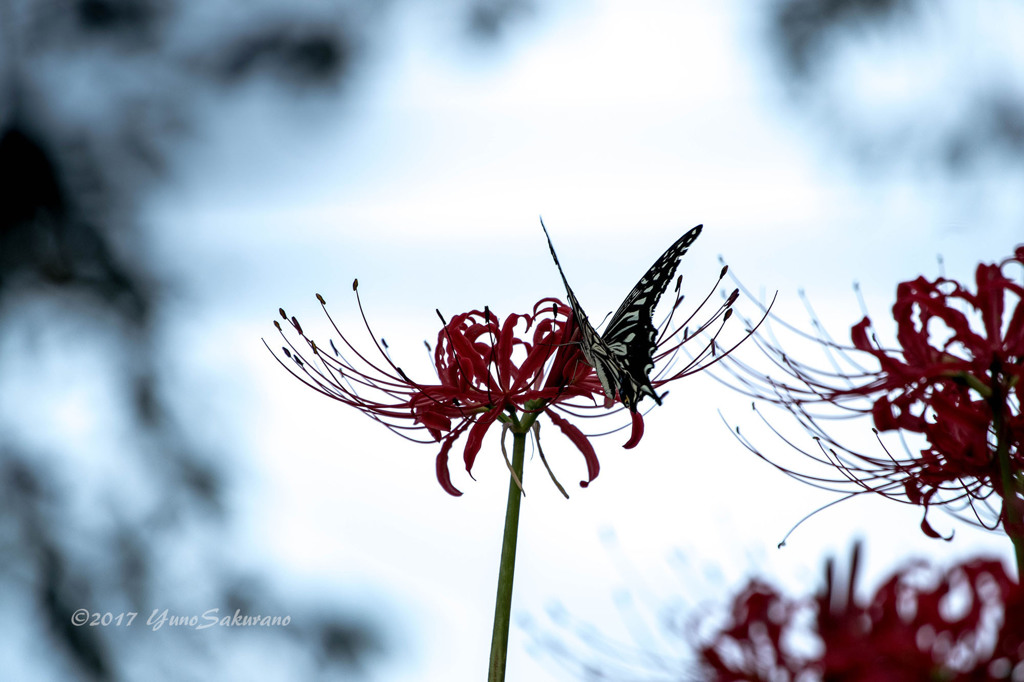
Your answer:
540,217 -> 578,299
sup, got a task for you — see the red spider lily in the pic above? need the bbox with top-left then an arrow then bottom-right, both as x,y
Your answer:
268,276 -> 737,497
720,247 -> 1024,542
698,544 -> 1024,681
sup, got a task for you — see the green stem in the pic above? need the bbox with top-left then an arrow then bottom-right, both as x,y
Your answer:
993,403 -> 1024,577
488,429 -> 527,682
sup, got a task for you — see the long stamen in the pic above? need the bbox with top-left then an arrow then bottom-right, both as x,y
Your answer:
532,421 -> 569,499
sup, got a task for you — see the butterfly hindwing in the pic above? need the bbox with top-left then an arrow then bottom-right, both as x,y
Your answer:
541,219 -> 703,411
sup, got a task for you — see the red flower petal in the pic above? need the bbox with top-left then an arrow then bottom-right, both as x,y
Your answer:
850,316 -> 873,351
622,411 -> 645,449
435,436 -> 462,497
462,406 -> 502,474
546,409 -> 600,488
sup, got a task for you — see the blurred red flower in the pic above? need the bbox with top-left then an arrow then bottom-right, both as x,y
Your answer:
699,544 -> 1024,681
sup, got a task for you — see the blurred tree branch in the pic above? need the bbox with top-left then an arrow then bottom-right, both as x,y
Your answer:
0,0 -> 532,678
765,0 -> 1024,181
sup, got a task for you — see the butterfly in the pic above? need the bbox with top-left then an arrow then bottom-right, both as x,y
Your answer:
541,219 -> 703,411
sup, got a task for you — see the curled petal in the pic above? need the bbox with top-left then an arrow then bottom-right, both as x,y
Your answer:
435,436 -> 462,497
546,409 -> 600,488
496,313 -> 522,391
415,406 -> 452,436
850,316 -> 873,351
463,407 -> 503,474
920,514 -> 953,541
622,411 -> 645,449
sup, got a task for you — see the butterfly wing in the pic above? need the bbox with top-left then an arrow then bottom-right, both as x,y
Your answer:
601,224 -> 703,408
540,219 -> 624,401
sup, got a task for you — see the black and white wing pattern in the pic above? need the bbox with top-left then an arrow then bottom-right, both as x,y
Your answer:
540,219 -> 618,402
541,219 -> 703,411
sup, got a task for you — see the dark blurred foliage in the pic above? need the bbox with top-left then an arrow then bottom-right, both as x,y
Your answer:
765,0 -> 1024,177
769,0 -> 915,81
464,0 -> 534,41
0,0 -> 529,678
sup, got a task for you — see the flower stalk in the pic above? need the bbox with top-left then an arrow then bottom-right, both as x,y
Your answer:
488,426 -> 528,682
993,380 -> 1024,574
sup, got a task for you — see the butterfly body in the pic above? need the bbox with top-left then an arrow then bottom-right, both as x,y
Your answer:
541,220 -> 703,411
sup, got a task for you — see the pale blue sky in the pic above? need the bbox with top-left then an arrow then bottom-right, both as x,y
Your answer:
133,2 -> 1024,679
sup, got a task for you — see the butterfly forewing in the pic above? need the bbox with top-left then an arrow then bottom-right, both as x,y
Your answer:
600,225 -> 703,405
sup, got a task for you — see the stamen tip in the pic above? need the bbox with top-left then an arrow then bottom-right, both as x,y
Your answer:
352,279 -> 359,291
316,293 -> 326,305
